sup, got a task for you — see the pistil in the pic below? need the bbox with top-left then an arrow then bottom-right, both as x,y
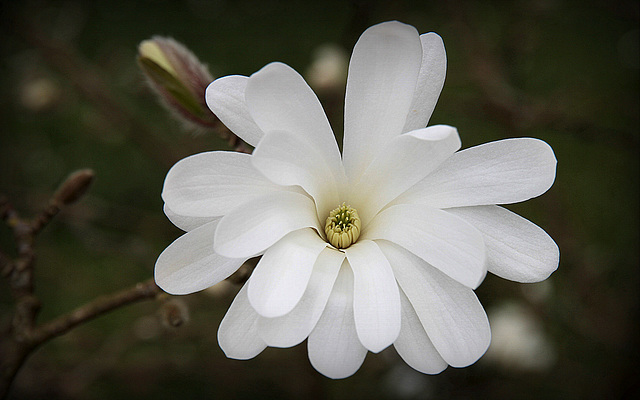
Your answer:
325,203 -> 361,249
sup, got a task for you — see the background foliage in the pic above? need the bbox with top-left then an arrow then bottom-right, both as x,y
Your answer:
1,0 -> 638,399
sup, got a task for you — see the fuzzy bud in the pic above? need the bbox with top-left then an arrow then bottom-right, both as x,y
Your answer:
138,37 -> 217,129
53,169 -> 95,205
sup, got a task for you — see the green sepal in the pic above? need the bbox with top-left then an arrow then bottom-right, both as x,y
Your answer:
137,56 -> 208,119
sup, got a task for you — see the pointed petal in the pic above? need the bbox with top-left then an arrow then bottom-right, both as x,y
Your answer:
257,247 -> 345,347
363,204 -> 486,289
343,21 -> 423,184
248,229 -> 327,318
162,151 -> 280,218
244,62 -> 342,170
308,263 -> 368,379
393,288 -> 448,374
345,240 -> 401,353
252,130 -> 343,222
214,191 -> 319,258
447,205 -> 559,283
402,32 -> 447,132
397,138 -> 557,208
205,75 -> 264,147
379,241 -> 491,368
155,220 -> 247,295
163,204 -> 215,232
349,125 -> 460,224
217,282 -> 267,359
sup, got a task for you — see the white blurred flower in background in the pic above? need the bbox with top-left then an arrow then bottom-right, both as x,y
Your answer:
485,302 -> 556,371
20,77 -> 60,111
305,43 -> 348,92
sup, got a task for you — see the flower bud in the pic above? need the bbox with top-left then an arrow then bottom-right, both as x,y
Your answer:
53,169 -> 95,205
137,37 -> 217,129
159,298 -> 190,328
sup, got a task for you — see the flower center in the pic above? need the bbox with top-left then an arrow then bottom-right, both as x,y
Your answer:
325,203 -> 361,249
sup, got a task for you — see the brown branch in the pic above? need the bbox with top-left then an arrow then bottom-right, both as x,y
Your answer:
0,251 -> 12,278
30,278 -> 161,345
3,20 -> 256,399
0,170 -> 164,399
1,199 -> 38,398
0,278 -> 162,399
31,169 -> 95,235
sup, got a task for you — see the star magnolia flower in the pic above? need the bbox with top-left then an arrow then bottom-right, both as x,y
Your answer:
155,21 -> 559,379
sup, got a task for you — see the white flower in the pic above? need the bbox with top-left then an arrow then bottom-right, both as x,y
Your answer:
485,302 -> 557,371
155,21 -> 559,379
305,44 -> 348,91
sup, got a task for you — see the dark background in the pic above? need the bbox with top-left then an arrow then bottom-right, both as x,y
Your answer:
1,0 -> 638,399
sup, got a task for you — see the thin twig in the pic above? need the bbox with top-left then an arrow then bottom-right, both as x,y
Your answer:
29,201 -> 61,237
0,251 -> 12,278
0,171 -> 164,399
31,278 -> 162,345
31,169 -> 95,235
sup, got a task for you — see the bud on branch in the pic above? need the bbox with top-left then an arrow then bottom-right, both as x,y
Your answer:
138,37 -> 218,129
53,169 -> 95,206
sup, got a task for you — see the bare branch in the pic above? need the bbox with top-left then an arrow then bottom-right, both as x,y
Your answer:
31,278 -> 162,345
0,173 -> 163,399
0,252 -> 12,278
31,169 -> 95,235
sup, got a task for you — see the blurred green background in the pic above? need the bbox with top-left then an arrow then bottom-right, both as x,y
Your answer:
1,0 -> 638,399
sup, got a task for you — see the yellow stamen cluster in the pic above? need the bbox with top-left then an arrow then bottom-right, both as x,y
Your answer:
325,203 -> 361,249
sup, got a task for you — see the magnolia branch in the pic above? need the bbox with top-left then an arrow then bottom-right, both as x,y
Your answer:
2,26 -> 255,397
30,278 -> 162,346
0,170 -> 163,399
0,167 -> 258,398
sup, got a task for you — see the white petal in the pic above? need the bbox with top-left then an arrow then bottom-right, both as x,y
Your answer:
349,125 -> 460,224
257,247 -> 345,347
397,138 -> 557,208
402,32 -> 447,133
244,62 -> 342,171
162,151 -> 280,218
363,204 -> 486,289
205,75 -> 264,147
155,220 -> 246,295
308,262 -> 368,379
252,130 -> 343,221
248,229 -> 327,318
447,205 -> 559,283
217,282 -> 267,359
393,288 -> 448,374
345,240 -> 401,353
163,204 -> 215,232
379,241 -> 491,368
214,190 -> 319,258
343,21 -> 423,184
